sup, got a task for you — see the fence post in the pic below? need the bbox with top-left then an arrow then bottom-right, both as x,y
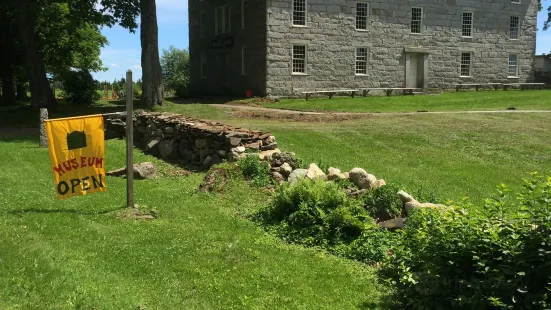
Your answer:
126,70 -> 134,208
39,108 -> 48,148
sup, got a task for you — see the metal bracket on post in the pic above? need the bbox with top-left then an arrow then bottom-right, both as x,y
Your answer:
126,70 -> 134,208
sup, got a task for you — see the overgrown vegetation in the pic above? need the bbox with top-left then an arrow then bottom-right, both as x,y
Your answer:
61,69 -> 100,105
237,155 -> 272,187
160,46 -> 189,98
382,173 -> 551,309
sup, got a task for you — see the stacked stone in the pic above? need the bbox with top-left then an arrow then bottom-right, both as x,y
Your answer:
125,112 -> 278,168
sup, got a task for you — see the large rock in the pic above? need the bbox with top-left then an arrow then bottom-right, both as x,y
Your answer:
327,167 -> 347,181
405,202 -> 445,215
379,218 -> 406,229
159,140 -> 176,159
288,169 -> 308,184
260,142 -> 278,151
349,168 -> 377,189
280,163 -> 293,178
397,190 -> 416,204
270,152 -> 298,169
271,171 -> 285,184
106,162 -> 157,180
228,150 -> 246,162
195,138 -> 208,149
259,148 -> 281,160
203,154 -> 222,167
373,179 -> 387,189
307,163 -> 326,180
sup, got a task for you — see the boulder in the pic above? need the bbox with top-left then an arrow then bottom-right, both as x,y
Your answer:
260,142 -> 278,151
405,202 -> 445,214
373,179 -> 387,189
327,167 -> 347,181
229,137 -> 242,147
203,154 -> 222,167
288,169 -> 308,184
270,152 -> 298,169
231,146 -> 246,153
280,163 -> 293,178
349,168 -> 377,189
159,140 -> 176,159
259,148 -> 281,160
228,151 -> 246,162
307,163 -> 327,180
106,162 -> 157,180
265,135 -> 276,144
379,218 -> 406,229
397,190 -> 416,204
164,127 -> 174,134
271,171 -> 285,184
195,138 -> 208,149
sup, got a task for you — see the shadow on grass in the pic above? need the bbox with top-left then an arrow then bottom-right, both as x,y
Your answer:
168,96 -> 236,105
8,205 -> 127,216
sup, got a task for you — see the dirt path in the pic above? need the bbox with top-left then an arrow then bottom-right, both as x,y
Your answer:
210,104 -> 551,116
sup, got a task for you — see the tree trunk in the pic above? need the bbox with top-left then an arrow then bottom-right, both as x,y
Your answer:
140,0 -> 164,108
0,13 -> 16,105
16,0 -> 56,108
16,83 -> 28,100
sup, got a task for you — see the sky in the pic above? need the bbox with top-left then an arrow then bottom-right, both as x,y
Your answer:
92,3 -> 551,82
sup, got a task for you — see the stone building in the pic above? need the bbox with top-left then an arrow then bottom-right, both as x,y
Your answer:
189,0 -> 538,97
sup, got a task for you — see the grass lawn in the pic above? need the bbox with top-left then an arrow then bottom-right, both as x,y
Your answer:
259,90 -> 551,113
0,135 -> 386,309
158,102 -> 551,204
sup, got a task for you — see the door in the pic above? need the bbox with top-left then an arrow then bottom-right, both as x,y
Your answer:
215,53 -> 227,93
405,53 -> 426,88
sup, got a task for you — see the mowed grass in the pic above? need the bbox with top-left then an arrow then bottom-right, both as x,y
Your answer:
0,136 -> 386,309
159,102 -> 551,203
260,90 -> 551,113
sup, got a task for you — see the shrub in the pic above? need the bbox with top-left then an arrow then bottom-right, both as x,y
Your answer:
160,46 -> 189,97
360,183 -> 404,221
237,155 -> 272,187
262,179 -> 373,245
61,69 -> 100,105
382,173 -> 551,309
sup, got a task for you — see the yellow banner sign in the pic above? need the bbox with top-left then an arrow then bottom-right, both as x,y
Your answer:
46,115 -> 106,200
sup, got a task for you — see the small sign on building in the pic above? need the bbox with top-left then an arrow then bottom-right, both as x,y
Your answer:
45,115 -> 106,200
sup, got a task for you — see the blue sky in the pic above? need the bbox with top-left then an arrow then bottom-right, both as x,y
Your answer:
92,3 -> 551,82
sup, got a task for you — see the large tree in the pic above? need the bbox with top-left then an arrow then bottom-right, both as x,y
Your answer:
140,0 -> 164,108
0,12 -> 17,106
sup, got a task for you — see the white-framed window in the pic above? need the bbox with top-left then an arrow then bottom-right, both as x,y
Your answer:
508,55 -> 519,77
356,2 -> 369,30
241,0 -> 249,29
460,52 -> 472,77
242,47 -> 250,75
511,0 -> 521,3
292,45 -> 306,74
200,13 -> 207,38
214,5 -> 231,35
200,53 -> 207,78
355,47 -> 368,75
462,12 -> 473,37
293,0 -> 306,26
510,16 -> 519,40
411,7 -> 422,34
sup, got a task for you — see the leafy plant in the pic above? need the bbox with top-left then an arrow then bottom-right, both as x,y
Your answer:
360,183 -> 405,221
382,173 -> 551,309
237,155 -> 272,187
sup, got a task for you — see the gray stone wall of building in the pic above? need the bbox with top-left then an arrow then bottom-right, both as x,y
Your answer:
189,0 -> 267,96
265,0 -> 538,97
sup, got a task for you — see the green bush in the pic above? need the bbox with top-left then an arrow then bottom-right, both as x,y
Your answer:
237,155 -> 272,187
382,173 -> 551,309
61,69 -> 100,105
262,179 -> 373,245
360,183 -> 404,221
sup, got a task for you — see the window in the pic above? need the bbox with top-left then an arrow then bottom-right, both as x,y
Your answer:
460,52 -> 472,77
462,12 -> 473,37
242,0 -> 249,29
292,45 -> 306,74
293,0 -> 306,26
508,55 -> 518,77
411,7 -> 422,34
242,47 -> 250,75
511,0 -> 520,3
355,47 -> 368,75
215,6 -> 231,35
356,2 -> 369,30
200,13 -> 207,38
200,54 -> 207,78
510,16 -> 519,39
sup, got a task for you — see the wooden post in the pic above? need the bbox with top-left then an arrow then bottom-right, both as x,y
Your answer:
39,108 -> 48,148
126,69 -> 134,208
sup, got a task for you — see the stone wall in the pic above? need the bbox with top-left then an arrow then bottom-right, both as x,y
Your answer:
105,111 -> 278,168
264,0 -> 538,96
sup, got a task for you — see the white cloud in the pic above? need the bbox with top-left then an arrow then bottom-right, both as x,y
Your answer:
110,63 -> 120,67
131,65 -> 142,71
